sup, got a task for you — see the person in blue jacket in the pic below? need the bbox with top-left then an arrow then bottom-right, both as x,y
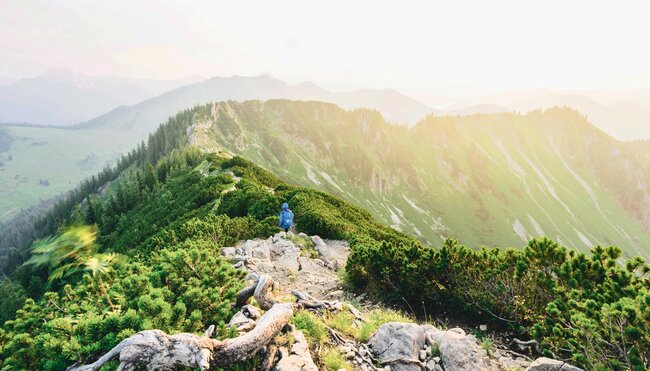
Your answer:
279,202 -> 294,232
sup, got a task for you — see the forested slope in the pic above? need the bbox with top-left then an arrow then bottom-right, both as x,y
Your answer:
0,106 -> 648,369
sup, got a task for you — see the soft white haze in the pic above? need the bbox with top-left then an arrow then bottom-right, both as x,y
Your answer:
2,0 -> 650,95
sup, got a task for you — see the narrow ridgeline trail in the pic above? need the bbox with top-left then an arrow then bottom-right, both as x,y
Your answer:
71,231 -> 583,371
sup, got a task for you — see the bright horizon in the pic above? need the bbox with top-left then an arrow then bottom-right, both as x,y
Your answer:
2,0 -> 650,98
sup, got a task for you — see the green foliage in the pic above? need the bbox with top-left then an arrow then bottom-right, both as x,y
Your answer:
480,337 -> 494,357
291,310 -> 328,346
357,307 -> 414,343
324,310 -> 358,338
26,225 -> 123,282
321,347 -> 353,371
0,279 -> 27,325
221,156 -> 283,188
0,150 -> 295,369
348,236 -> 650,369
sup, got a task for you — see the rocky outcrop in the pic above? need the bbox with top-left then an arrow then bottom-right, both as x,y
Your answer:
222,231 -> 350,300
368,322 -> 426,371
423,326 -> 490,371
311,235 -> 349,270
274,326 -> 318,371
525,357 -> 583,371
368,322 -> 574,371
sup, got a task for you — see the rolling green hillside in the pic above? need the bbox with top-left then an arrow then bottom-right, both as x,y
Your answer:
2,100 -> 649,258
188,100 -> 650,258
0,125 -> 127,220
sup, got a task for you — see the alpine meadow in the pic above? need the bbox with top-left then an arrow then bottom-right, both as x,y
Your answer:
1,2 -> 649,371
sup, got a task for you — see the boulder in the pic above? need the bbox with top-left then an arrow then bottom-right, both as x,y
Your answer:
270,239 -> 301,271
240,240 -> 255,255
368,322 -> 426,371
423,325 -> 489,371
251,240 -> 271,260
525,357 -> 583,371
494,350 -> 531,370
221,247 -> 236,257
273,231 -> 286,243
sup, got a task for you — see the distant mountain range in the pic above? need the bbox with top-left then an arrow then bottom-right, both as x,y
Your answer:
79,75 -> 436,138
1,74 -> 649,246
0,75 -> 437,222
0,69 -> 203,125
447,89 -> 650,140
2,69 -> 648,140
5,96 -> 649,258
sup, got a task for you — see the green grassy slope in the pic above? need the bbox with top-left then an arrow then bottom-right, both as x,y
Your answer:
0,125 -> 139,221
189,100 -> 650,258
1,105 -> 648,370
2,100 -> 649,258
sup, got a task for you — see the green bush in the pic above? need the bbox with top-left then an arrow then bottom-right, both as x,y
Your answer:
346,236 -> 650,369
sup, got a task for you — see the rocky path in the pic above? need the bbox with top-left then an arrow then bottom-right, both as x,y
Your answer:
221,232 -> 582,371
223,232 -> 350,301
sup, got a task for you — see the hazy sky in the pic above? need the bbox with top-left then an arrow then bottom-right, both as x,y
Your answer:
1,0 -> 650,94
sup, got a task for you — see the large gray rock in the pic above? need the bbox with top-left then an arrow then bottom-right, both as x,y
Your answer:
221,247 -> 236,257
368,322 -> 426,371
270,239 -> 301,271
272,231 -> 286,243
525,357 -> 583,371
240,239 -> 272,260
423,325 -> 489,371
252,240 -> 271,260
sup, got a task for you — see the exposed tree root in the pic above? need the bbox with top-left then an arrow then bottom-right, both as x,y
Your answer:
291,290 -> 343,311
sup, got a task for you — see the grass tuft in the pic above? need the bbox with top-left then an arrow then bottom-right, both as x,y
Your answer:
290,309 -> 328,346
324,310 -> 358,338
357,307 -> 413,343
321,347 -> 353,371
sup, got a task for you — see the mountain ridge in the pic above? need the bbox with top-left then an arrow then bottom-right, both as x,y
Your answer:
2,99 -> 649,259
76,74 -> 435,135
188,100 -> 650,257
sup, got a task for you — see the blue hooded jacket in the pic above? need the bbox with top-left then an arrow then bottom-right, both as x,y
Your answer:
279,203 -> 294,229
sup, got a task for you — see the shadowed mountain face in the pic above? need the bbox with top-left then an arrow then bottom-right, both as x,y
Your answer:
187,100 -> 650,257
0,69 -> 202,125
